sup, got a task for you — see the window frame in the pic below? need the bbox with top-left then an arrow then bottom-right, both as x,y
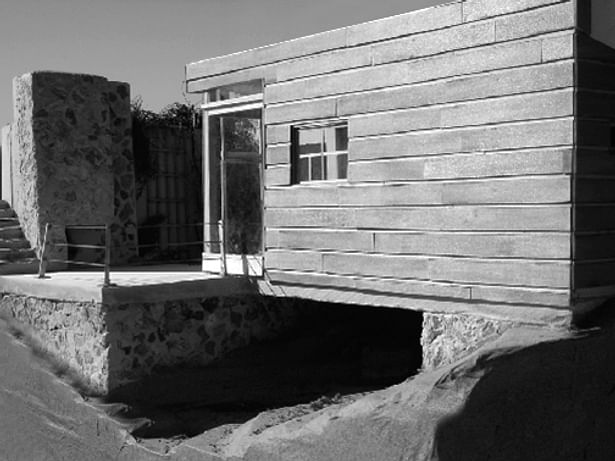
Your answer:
291,120 -> 349,185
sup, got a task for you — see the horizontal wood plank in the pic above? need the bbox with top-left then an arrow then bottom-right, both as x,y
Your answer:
266,125 -> 291,144
575,206 -> 615,232
264,165 -> 290,186
267,229 -> 373,252
265,98 -> 337,125
266,39 -> 543,104
349,90 -> 573,138
337,61 -> 573,116
264,250 -> 321,272
265,176 -> 571,207
423,148 -> 572,179
265,205 -> 571,231
462,0 -> 565,22
375,231 -> 569,259
494,2 -> 574,42
575,149 -> 615,176
265,269 -> 570,307
542,33 -> 574,62
574,261 -> 615,289
346,2 -> 462,46
575,234 -> 615,261
350,118 -> 573,161
266,145 -> 290,166
371,21 -> 495,66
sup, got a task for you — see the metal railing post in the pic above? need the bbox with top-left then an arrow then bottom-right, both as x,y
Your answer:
103,223 -> 111,287
218,219 -> 227,276
37,223 -> 51,278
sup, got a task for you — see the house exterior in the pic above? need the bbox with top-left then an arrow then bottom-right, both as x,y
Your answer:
186,0 -> 615,327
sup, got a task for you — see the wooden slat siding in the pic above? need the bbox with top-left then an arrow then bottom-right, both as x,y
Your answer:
264,98 -> 338,125
350,118 -> 573,162
266,269 -> 472,301
266,125 -> 291,144
575,206 -> 615,232
267,229 -> 373,252
577,90 -> 615,119
264,165 -> 290,186
575,149 -> 615,176
346,2 -> 462,46
187,64 -> 277,94
265,206 -> 571,231
349,90 -> 573,138
427,257 -> 570,288
311,252 -> 570,289
266,39 -> 544,104
349,148 -> 571,183
265,176 -> 570,208
542,33 -> 575,62
576,119 -> 611,148
264,250 -> 322,272
266,145 -> 290,166
423,148 -> 572,180
494,2 -> 574,41
275,47 -> 372,83
349,158 -> 425,183
574,261 -> 615,289
322,253 -> 430,280
469,284 -> 569,308
266,269 -> 570,308
462,0 -> 566,22
575,178 -> 615,203
337,61 -> 573,116
257,283 -> 573,325
374,232 -> 569,259
186,28 -> 347,82
370,21 -> 496,67
577,61 -> 615,92
576,234 -> 615,260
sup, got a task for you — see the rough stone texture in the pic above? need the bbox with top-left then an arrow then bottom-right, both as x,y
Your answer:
105,295 -> 298,389
0,293 -> 299,393
107,81 -> 138,263
421,311 -> 513,369
9,72 -> 137,264
0,294 -> 109,392
1,124 -> 12,204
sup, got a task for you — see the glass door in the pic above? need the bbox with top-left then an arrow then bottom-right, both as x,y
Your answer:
203,106 -> 263,276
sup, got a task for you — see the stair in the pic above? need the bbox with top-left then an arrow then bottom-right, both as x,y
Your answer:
0,200 -> 39,275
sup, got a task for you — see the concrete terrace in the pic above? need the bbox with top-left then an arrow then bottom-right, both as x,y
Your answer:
0,265 -> 254,304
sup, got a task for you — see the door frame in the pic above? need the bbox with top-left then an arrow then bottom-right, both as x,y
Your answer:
201,96 -> 265,276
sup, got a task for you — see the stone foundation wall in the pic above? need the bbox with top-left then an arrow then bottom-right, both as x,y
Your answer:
421,312 -> 514,370
0,293 -> 299,394
0,294 -> 108,391
105,295 -> 298,389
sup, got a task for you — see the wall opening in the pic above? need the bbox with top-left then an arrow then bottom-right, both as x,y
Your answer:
105,299 -> 423,441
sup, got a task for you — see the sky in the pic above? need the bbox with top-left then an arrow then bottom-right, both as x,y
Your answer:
0,0 -> 444,125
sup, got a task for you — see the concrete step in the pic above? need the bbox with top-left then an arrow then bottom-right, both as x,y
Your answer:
0,200 -> 10,209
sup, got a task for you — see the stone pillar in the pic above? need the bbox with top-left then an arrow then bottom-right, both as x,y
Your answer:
10,72 -> 138,264
421,312 -> 513,370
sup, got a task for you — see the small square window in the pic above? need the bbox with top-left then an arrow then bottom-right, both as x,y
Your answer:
292,122 -> 348,183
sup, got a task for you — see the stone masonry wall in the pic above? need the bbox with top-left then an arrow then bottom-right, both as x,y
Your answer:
0,294 -> 109,392
10,72 -> 138,264
421,312 -> 514,370
0,293 -> 299,394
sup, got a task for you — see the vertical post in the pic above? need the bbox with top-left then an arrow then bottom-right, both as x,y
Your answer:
37,223 -> 51,278
218,219 -> 227,276
104,223 -> 111,287
219,116 -> 227,276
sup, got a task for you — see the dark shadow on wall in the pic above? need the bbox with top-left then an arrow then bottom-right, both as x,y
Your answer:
433,307 -> 615,461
